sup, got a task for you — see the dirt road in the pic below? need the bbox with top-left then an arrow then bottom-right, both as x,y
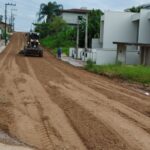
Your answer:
0,33 -> 149,150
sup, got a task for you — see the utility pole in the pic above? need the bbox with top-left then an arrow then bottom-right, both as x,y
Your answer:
11,9 -> 17,32
76,16 -> 83,59
76,17 -> 80,59
85,13 -> 88,50
5,3 -> 16,45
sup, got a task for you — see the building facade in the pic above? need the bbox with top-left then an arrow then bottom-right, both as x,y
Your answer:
61,8 -> 89,26
96,9 -> 150,65
0,22 -> 12,34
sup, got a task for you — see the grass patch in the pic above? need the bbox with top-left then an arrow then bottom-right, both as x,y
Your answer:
51,47 -> 70,56
40,33 -> 75,56
85,60 -> 150,84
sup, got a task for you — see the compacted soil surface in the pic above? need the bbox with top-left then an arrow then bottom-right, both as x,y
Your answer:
0,33 -> 150,150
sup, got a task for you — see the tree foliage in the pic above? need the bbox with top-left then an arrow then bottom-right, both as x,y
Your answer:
127,6 -> 141,13
88,9 -> 103,38
34,16 -> 67,38
78,9 -> 103,48
38,1 -> 63,23
36,2 -> 103,50
35,16 -> 76,49
34,22 -> 50,38
49,17 -> 66,34
0,15 -> 3,22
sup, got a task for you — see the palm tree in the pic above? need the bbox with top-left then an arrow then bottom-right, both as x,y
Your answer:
127,6 -> 141,13
38,1 -> 63,23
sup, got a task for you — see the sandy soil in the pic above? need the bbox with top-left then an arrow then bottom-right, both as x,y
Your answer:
0,32 -> 149,150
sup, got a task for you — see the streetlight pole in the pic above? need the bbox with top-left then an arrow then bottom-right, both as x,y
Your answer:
76,17 -> 80,59
4,3 -> 16,45
11,9 -> 17,32
85,13 -> 88,50
76,16 -> 83,59
5,4 -> 7,45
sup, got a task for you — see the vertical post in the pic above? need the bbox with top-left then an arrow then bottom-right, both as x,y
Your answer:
11,10 -> 12,32
143,47 -> 147,65
116,44 -> 119,64
11,9 -> 17,32
5,4 -> 7,45
124,45 -> 127,64
140,46 -> 143,65
12,16 -> 15,32
85,13 -> 88,50
4,3 -> 16,45
76,17 -> 79,59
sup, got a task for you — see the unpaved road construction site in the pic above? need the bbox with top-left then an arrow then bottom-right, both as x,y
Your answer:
0,32 -> 150,150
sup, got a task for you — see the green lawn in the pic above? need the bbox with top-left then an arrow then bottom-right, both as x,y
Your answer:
40,35 -> 74,56
51,47 -> 70,56
85,61 -> 150,84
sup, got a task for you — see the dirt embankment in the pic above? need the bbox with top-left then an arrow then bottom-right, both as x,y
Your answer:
0,32 -> 149,150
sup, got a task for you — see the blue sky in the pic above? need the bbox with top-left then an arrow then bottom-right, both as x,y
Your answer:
0,0 -> 149,31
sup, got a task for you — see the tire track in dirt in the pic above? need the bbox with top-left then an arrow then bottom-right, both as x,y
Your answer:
24,57 -> 87,150
43,54 -> 150,114
24,58 -> 130,150
27,47 -> 150,150
51,67 -> 150,149
0,32 -> 150,150
50,69 -> 150,150
0,33 -> 36,149
0,33 -> 87,149
31,56 -> 150,130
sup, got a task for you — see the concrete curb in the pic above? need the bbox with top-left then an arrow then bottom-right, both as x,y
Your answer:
61,55 -> 85,67
0,40 -> 5,53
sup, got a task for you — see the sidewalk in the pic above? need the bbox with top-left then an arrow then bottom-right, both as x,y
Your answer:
0,143 -> 33,150
0,130 -> 34,150
61,55 -> 85,67
0,40 -> 5,53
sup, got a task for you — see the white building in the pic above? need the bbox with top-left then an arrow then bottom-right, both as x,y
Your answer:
125,3 -> 150,12
95,9 -> 150,65
61,8 -> 88,26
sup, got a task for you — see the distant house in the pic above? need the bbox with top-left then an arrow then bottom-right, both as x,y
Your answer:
125,3 -> 150,12
61,8 -> 89,26
94,9 -> 150,65
0,21 -> 12,34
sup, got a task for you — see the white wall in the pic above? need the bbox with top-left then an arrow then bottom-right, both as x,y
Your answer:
82,49 -> 97,62
96,49 -> 140,65
62,12 -> 87,25
126,51 -> 140,65
96,49 -> 116,65
102,11 -> 138,49
69,48 -> 84,59
92,38 -> 101,48
69,48 -> 75,57
138,9 -> 150,43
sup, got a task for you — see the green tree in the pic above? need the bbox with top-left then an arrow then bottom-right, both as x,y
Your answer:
127,6 -> 141,13
34,16 -> 67,38
88,9 -> 103,46
79,9 -> 103,48
38,1 -> 63,23
49,16 -> 67,34
0,15 -> 3,22
34,23 -> 50,38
